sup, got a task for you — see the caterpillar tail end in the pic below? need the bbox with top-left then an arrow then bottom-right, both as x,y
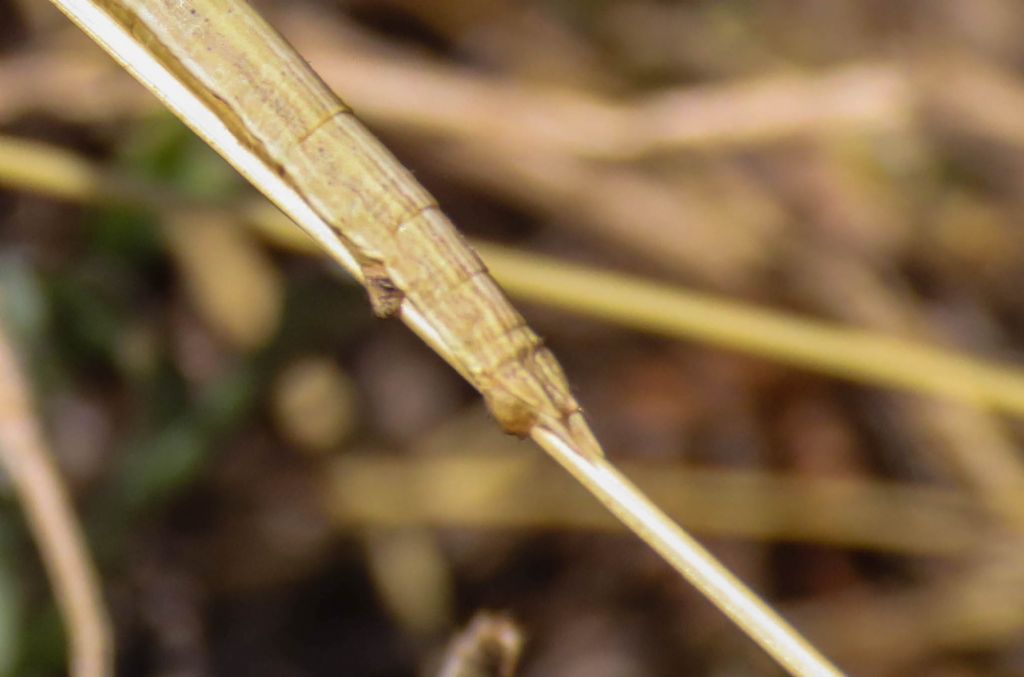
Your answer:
534,411 -> 605,462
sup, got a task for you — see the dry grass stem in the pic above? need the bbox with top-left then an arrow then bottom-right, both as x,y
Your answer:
0,320 -> 112,676
532,428 -> 840,676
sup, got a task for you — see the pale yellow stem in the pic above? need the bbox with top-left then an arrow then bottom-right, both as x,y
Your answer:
0,321 -> 112,677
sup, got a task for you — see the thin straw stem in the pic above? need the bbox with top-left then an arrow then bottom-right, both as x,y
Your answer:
0,321 -> 112,677
533,428 -> 842,677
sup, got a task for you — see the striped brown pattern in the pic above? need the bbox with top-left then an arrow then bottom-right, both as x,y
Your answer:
94,0 -> 602,457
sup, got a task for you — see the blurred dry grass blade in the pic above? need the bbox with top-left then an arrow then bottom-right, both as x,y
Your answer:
786,241 -> 1024,527
437,613 -> 523,677
40,1 -> 841,675
919,51 -> 1024,152
164,209 -> 284,351
787,542 -> 1024,670
0,34 -> 913,161
362,529 -> 455,638
327,450 -> 985,556
421,139 -> 779,288
9,136 -> 1024,427
281,8 -> 913,160
0,48 -> 151,125
272,357 -> 358,454
479,246 -> 1024,421
0,318 -> 112,676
